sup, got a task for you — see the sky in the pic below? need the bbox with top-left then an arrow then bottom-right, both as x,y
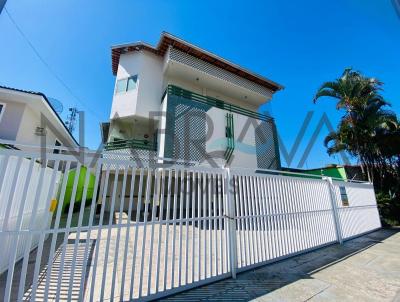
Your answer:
0,0 -> 399,169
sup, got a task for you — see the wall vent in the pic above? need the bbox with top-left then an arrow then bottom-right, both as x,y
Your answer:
35,127 -> 47,136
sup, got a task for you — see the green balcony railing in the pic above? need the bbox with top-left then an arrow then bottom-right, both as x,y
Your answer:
224,113 -> 235,163
104,138 -> 157,151
164,85 -> 274,122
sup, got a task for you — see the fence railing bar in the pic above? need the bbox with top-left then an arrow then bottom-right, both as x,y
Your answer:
26,162 -> 51,301
223,171 -> 230,274
177,169 -> 184,286
275,178 -> 285,258
197,171 -> 201,281
170,169 -> 178,289
155,169 -> 166,293
119,166 -> 136,300
287,179 -> 298,255
264,177 -> 274,260
184,169 -> 190,285
212,173 -> 217,277
43,160 -> 72,300
163,169 -> 172,291
238,175 -> 247,266
202,172 -> 207,279
55,162 -> 82,301
258,176 -> 268,262
232,176 -> 241,268
319,182 -> 329,245
290,180 -> 301,254
138,169 -> 152,298
217,174 -> 223,275
246,175 -> 256,264
89,164 -> 111,302
191,171 -> 196,283
19,159 -> 59,301
67,161 -> 93,301
207,173 -> 212,278
275,178 -> 286,256
147,169 -> 159,296
78,163 -> 102,301
112,166 -> 129,300
129,169 -> 144,300
5,157 -> 35,302
250,175 -> 260,263
7,158 -> 36,301
99,164 -> 120,301
0,154 -> 10,197
255,176 -> 264,262
1,156 -> 22,236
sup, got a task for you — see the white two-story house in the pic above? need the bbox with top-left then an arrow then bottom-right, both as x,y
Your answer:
102,32 -> 283,169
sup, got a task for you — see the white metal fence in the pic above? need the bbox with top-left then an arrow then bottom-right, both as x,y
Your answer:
0,154 -> 61,274
0,146 -> 381,301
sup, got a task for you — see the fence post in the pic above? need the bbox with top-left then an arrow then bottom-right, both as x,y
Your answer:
225,167 -> 237,278
324,177 -> 343,244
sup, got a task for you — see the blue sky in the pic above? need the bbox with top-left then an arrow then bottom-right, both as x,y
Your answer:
0,0 -> 399,168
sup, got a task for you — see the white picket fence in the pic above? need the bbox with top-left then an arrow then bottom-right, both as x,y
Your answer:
0,145 -> 381,301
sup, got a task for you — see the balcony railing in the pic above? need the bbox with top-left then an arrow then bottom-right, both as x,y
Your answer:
224,113 -> 235,163
104,138 -> 157,151
163,85 -> 274,122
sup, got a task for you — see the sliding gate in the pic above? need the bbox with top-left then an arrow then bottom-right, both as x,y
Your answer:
0,146 -> 381,301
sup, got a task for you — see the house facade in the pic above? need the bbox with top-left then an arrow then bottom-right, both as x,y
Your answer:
102,32 -> 283,169
0,86 -> 78,151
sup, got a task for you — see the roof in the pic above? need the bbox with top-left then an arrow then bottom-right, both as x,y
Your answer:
111,32 -> 284,92
0,85 -> 79,146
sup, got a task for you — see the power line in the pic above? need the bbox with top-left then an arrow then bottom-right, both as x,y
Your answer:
4,7 -> 101,120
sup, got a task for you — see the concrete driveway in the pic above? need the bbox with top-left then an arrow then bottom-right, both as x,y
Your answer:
162,228 -> 400,302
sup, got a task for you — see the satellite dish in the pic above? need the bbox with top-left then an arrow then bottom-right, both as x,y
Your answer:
48,97 -> 64,114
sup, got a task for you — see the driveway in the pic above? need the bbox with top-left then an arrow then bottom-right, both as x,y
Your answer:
162,228 -> 400,302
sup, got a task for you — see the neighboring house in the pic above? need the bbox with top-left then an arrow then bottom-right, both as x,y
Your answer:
102,32 -> 283,169
0,87 -> 79,273
0,86 -> 78,150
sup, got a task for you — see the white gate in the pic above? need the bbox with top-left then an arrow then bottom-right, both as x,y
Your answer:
0,145 -> 381,301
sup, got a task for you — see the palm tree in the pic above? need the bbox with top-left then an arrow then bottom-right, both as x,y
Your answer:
313,68 -> 383,111
313,68 -> 399,183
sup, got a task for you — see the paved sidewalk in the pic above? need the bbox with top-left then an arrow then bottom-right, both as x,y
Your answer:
163,228 -> 400,302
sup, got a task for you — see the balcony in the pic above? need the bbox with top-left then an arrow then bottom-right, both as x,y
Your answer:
163,85 -> 274,122
104,138 -> 157,151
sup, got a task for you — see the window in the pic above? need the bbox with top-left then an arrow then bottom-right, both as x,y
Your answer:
115,75 -> 138,94
339,186 -> 349,206
53,140 -> 62,154
0,103 -> 5,122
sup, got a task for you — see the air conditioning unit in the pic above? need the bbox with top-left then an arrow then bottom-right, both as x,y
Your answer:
35,127 -> 47,136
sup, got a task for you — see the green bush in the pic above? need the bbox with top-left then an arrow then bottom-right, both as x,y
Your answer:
376,191 -> 400,226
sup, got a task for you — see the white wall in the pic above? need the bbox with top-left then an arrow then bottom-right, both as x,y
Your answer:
110,51 -> 164,120
15,105 -> 61,147
205,107 -> 258,168
0,155 -> 61,273
0,100 -> 25,141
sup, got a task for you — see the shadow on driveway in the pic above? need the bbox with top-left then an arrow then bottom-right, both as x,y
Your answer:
161,228 -> 400,301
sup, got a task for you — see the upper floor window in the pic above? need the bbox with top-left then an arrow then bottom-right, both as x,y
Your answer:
0,103 -> 5,122
115,75 -> 138,94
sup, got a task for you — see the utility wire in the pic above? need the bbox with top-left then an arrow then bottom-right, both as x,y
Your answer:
4,7 -> 101,120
